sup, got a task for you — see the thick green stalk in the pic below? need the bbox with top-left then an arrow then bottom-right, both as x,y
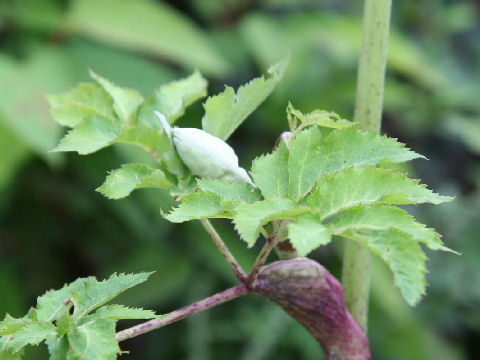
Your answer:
342,0 -> 392,330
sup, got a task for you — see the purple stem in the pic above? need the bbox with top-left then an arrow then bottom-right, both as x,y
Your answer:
115,284 -> 248,342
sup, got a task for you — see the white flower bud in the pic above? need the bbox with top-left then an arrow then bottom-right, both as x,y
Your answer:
155,111 -> 254,185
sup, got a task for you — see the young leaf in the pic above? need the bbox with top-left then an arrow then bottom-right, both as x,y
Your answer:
288,126 -> 322,200
202,56 -> 288,140
89,70 -> 144,122
70,272 -> 153,320
287,103 -> 354,130
233,198 -> 311,247
314,126 -> 424,181
2,321 -> 56,353
288,214 -> 332,256
52,115 -> 122,155
80,305 -> 159,325
138,71 -> 207,125
67,319 -> 119,360
196,179 -> 261,203
97,163 -> 172,200
164,191 -> 234,223
251,141 -> 289,198
342,229 -> 427,306
307,167 -> 453,219
46,83 -> 115,127
330,204 -> 454,252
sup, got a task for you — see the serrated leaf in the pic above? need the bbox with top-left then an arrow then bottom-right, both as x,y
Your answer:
307,167 -> 453,219
2,321 -> 56,353
315,126 -> 424,180
196,179 -> 261,203
287,103 -> 354,130
288,126 -> 322,200
97,163 -> 171,199
67,319 -> 119,360
52,115 -> 122,155
80,305 -> 159,325
251,141 -> 289,198
202,57 -> 288,140
46,83 -> 115,127
46,336 -> 69,360
233,198 -> 311,247
330,204 -> 454,252
164,191 -> 234,223
70,272 -> 153,320
288,214 -> 332,256
116,125 -> 167,153
342,229 -> 427,306
0,315 -> 33,336
89,70 -> 143,122
138,71 -> 207,125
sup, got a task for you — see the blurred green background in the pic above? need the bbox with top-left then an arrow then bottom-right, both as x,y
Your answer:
0,0 -> 479,359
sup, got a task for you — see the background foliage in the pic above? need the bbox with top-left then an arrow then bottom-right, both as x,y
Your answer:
0,0 -> 479,359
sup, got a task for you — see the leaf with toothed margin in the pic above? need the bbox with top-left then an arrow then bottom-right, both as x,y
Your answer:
251,141 -> 289,198
164,191 -> 235,223
287,102 -> 354,130
202,56 -> 288,140
51,115 -> 122,155
196,179 -> 261,203
330,204 -> 457,253
89,70 -> 143,122
70,272 -> 153,321
288,214 -> 332,256
79,305 -> 161,325
288,126 -> 322,200
46,83 -> 115,127
307,166 -> 453,219
342,229 -> 427,306
97,163 -> 172,199
233,198 -> 311,247
1,321 -> 56,353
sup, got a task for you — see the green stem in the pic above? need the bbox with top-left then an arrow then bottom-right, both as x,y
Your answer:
342,0 -> 392,331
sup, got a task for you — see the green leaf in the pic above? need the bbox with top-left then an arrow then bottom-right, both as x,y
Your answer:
233,198 -> 311,247
52,115 -> 122,155
288,126 -> 322,200
70,272 -> 153,320
330,204 -> 454,252
46,83 -> 115,127
202,57 -> 288,140
67,319 -> 119,360
342,229 -> 427,306
287,103 -> 354,131
288,215 -> 332,256
46,336 -> 69,360
138,71 -> 207,125
2,321 -> 56,353
196,179 -> 261,203
89,70 -> 143,122
307,167 -> 453,219
0,315 -> 34,336
315,126 -> 424,180
251,141 -> 289,198
97,163 -> 172,200
80,305 -> 159,325
164,191 -> 234,223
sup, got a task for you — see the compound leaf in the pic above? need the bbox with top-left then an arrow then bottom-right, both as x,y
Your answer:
251,141 -> 289,198
288,214 -> 332,256
52,115 -> 122,155
164,191 -> 234,223
233,198 -> 310,247
307,167 -> 453,219
89,70 -> 143,122
97,163 -> 172,200
342,229 -> 427,306
46,83 -> 115,127
70,272 -> 153,320
330,204 -> 454,252
202,57 -> 288,140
